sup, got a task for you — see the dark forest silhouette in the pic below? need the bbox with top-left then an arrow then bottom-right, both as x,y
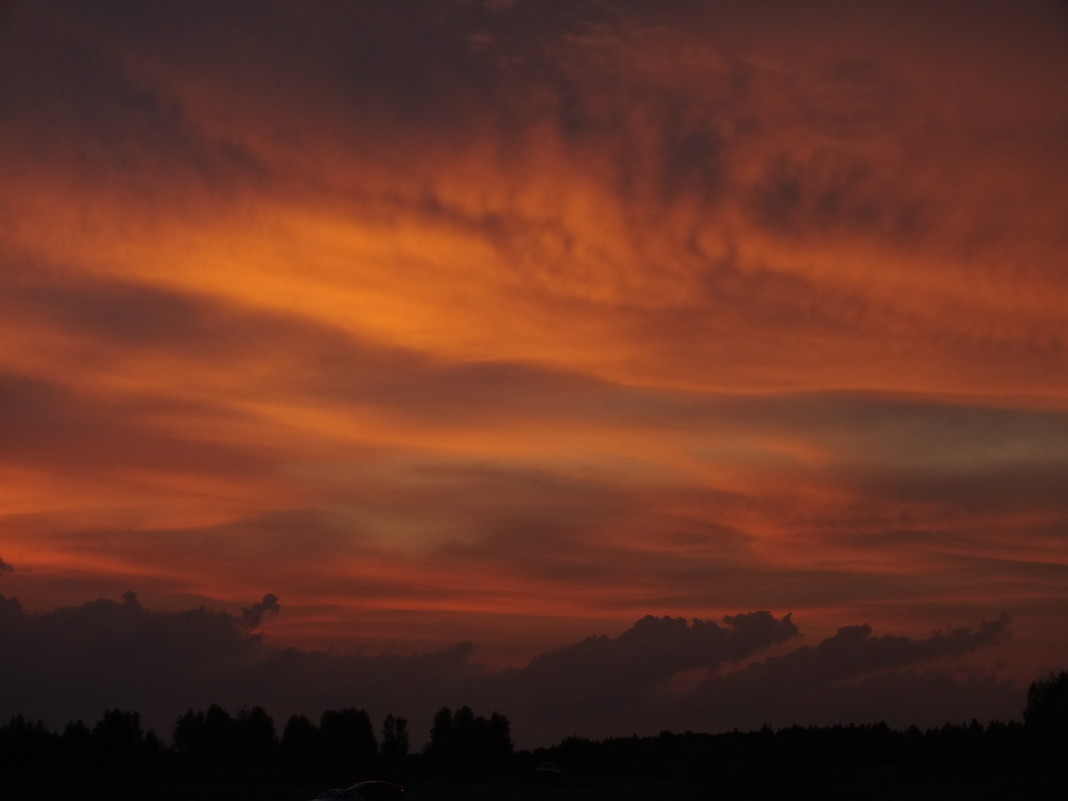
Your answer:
1,674 -> 1066,800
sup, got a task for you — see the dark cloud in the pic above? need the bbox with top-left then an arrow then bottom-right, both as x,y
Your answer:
522,612 -> 798,686
662,391 -> 1068,510
0,263 -> 398,368
347,359 -> 1068,458
0,591 -> 272,731
240,593 -> 280,630
749,151 -> 932,243
0,2 -> 266,204
675,616 -> 1019,732
0,556 -> 12,574
0,592 -> 1022,747
7,1 -> 572,170
780,616 -> 1011,679
493,613 -> 799,740
6,272 -> 241,348
0,370 -> 274,478
0,260 -> 642,427
0,589 -> 487,741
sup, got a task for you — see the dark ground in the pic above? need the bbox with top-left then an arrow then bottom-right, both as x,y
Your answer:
3,770 -> 1065,801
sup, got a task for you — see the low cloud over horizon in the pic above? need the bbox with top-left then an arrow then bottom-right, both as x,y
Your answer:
0,590 -> 1022,748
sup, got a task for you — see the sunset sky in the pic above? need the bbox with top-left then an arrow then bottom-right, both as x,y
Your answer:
2,0 -> 1067,746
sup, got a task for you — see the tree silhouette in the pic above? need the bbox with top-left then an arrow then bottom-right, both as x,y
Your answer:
0,714 -> 56,774
381,713 -> 409,761
1024,669 -> 1068,769
427,705 -> 513,767
92,708 -> 146,770
173,704 -> 235,773
487,711 -> 513,762
429,706 -> 455,758
320,707 -> 377,774
281,713 -> 322,776
3,700 -> 1062,796
1024,670 -> 1068,737
60,720 -> 92,771
233,705 -> 277,771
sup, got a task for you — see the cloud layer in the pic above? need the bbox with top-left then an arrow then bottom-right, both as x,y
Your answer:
1,0 -> 1066,729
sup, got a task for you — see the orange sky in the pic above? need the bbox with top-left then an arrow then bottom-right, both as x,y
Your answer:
2,0 -> 1068,726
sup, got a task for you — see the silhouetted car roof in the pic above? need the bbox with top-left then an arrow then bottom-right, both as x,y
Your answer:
308,780 -> 405,800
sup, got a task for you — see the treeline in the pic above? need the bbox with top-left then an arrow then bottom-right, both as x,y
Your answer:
1,672 -> 1066,799
0,703 -> 513,798
534,720 -> 1033,781
1,713 -> 1064,800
